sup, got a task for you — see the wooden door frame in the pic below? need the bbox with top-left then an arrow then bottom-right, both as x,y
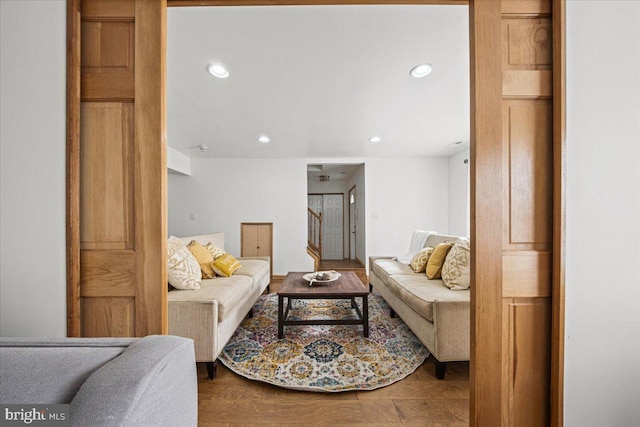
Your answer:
348,184 -> 356,261
67,0 -> 565,424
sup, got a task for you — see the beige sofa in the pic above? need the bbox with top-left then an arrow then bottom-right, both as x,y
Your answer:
167,233 -> 270,379
369,233 -> 470,379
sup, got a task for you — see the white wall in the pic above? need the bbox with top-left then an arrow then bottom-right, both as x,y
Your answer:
365,157 -> 448,265
168,146 -> 191,176
169,157 -> 448,274
0,0 -> 67,337
169,158 -> 315,275
447,148 -> 469,237
565,1 -> 640,425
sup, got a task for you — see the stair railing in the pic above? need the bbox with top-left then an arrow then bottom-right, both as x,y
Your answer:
307,208 -> 322,258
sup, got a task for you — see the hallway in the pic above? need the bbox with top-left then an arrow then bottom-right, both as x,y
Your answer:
318,259 -> 367,286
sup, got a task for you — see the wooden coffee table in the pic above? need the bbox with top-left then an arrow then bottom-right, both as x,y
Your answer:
277,271 -> 369,339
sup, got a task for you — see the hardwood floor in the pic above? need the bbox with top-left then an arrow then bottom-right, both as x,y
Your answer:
199,277 -> 470,426
318,259 -> 368,286
197,359 -> 469,426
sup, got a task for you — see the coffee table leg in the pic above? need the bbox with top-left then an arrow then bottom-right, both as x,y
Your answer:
362,295 -> 369,337
278,295 -> 284,339
351,297 -> 356,309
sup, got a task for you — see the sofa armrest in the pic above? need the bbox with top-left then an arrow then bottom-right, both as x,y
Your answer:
432,299 -> 471,361
368,256 -> 397,272
70,335 -> 197,427
168,300 -> 218,362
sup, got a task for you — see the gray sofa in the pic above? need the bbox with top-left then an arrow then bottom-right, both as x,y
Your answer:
168,233 -> 270,379
0,335 -> 197,426
369,233 -> 470,379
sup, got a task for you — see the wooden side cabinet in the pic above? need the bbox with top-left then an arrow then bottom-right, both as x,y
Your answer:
241,223 -> 273,278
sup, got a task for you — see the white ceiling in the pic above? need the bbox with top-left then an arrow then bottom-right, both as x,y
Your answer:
167,5 -> 469,158
307,163 -> 361,182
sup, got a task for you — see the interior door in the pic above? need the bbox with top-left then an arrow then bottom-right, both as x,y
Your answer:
349,186 -> 356,260
307,194 -> 322,216
322,194 -> 343,260
470,0 -> 558,424
241,222 -> 273,276
67,0 -> 167,337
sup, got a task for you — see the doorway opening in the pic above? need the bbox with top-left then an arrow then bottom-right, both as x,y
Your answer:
307,163 -> 366,279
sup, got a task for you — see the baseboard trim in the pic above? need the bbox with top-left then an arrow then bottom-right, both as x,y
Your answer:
272,275 -> 287,282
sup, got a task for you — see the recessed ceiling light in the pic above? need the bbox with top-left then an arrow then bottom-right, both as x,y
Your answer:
207,64 -> 230,79
257,135 -> 270,144
410,63 -> 433,78
369,136 -> 381,143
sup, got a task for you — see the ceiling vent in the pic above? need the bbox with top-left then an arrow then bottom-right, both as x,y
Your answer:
318,175 -> 330,182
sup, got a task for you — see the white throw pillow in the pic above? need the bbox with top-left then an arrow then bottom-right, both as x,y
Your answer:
441,238 -> 470,290
167,236 -> 201,290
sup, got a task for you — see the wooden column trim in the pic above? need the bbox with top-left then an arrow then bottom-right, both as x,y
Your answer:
134,0 -> 168,335
66,0 -> 81,338
469,0 -> 503,425
551,0 -> 566,425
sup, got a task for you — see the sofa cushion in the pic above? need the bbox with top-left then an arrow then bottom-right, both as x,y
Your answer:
372,259 -> 414,282
426,242 -> 454,279
235,259 -> 269,283
442,238 -> 471,290
168,236 -> 202,290
168,276 -> 253,322
386,275 -> 470,322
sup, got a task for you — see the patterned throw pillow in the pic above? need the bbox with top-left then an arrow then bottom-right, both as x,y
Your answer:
187,240 -> 216,279
442,238 -> 471,290
211,253 -> 242,277
167,236 -> 201,290
425,242 -> 455,280
410,246 -> 435,273
205,242 -> 226,260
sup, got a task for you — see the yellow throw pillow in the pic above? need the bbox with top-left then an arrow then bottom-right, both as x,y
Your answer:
187,240 -> 216,279
212,253 -> 242,277
205,242 -> 226,260
425,242 -> 454,279
410,246 -> 435,273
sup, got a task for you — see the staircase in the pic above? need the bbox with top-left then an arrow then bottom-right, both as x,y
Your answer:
307,208 -> 322,271
307,207 -> 366,285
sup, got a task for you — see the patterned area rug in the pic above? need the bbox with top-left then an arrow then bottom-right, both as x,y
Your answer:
219,293 -> 429,392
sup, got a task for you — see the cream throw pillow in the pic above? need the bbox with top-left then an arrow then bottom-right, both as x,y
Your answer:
410,246 -> 435,273
442,238 -> 471,290
425,242 -> 454,279
205,242 -> 226,260
187,240 -> 216,279
167,236 -> 201,290
212,253 -> 242,277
